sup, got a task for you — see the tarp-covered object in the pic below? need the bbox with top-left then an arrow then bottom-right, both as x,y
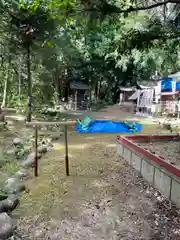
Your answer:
176,81 -> 180,91
161,78 -> 173,92
76,119 -> 142,133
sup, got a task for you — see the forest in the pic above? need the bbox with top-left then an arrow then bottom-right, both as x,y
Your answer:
0,0 -> 179,121
0,2 -> 180,238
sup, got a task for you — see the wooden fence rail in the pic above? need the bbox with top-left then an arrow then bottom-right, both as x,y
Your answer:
26,121 -> 76,177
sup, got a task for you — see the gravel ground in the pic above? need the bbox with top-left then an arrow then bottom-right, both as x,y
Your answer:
10,133 -> 180,240
138,140 -> 180,168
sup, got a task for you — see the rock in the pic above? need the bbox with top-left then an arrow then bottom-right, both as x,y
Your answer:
14,148 -> 25,159
37,145 -> 47,154
4,178 -> 26,194
5,194 -> 20,212
47,144 -> 53,152
41,140 -> 46,145
0,213 -> 14,239
46,138 -> 52,143
48,142 -> 53,147
6,147 -> 24,159
34,229 -> 46,238
41,127 -> 48,131
51,133 -> 60,141
15,168 -> 28,179
0,194 -> 20,213
13,138 -> 23,146
21,152 -> 41,168
23,145 -> 32,153
6,148 -> 16,156
51,132 -> 63,141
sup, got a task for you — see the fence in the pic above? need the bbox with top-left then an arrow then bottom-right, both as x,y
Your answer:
26,121 -> 76,177
119,100 -> 180,118
119,102 -> 136,113
151,101 -> 180,117
65,100 -> 89,111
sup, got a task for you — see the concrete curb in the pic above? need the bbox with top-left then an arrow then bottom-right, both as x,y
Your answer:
117,134 -> 180,208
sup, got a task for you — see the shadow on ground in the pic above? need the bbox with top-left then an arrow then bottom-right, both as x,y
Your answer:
14,131 -> 179,240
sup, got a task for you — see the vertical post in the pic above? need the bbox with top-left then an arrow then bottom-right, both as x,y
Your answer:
27,43 -> 32,122
64,125 -> 69,176
89,80 -> 91,110
34,125 -> 38,177
75,90 -> 77,111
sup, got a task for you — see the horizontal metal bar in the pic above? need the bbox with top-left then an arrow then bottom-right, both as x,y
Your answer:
26,121 -> 76,126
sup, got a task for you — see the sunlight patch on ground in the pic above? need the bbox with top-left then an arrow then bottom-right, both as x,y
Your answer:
91,179 -> 110,188
54,143 -> 90,150
85,136 -> 97,140
6,114 -> 25,121
54,144 -> 65,150
106,143 -> 116,148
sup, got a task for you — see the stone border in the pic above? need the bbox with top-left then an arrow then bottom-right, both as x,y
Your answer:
117,134 -> 180,208
0,141 -> 53,239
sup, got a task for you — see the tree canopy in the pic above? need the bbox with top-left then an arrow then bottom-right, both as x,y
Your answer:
0,0 -> 179,118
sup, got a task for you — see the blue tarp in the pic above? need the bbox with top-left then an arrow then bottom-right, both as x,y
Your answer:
76,120 -> 142,133
176,81 -> 180,91
161,78 -> 173,92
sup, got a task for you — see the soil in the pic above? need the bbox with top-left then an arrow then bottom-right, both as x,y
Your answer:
1,109 -> 179,239
12,133 -> 180,240
138,140 -> 180,168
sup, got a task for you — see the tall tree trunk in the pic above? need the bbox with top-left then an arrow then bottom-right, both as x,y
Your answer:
163,3 -> 166,24
88,79 -> 92,109
98,80 -> 102,99
1,55 -> 11,108
53,75 -> 59,105
54,81 -> 60,105
64,83 -> 69,102
1,74 -> 8,108
18,56 -> 22,100
26,43 -> 32,122
95,81 -> 99,102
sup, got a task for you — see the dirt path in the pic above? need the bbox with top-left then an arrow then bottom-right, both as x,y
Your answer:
13,133 -> 180,240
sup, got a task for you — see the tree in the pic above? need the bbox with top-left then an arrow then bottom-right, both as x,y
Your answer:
0,0 -> 179,109
0,0 -> 60,121
80,0 -> 180,15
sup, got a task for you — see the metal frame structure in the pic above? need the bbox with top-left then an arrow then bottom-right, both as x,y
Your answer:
26,121 -> 76,177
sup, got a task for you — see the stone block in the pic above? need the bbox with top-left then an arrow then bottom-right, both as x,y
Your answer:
116,143 -> 124,156
131,153 -> 142,172
141,159 -> 154,184
154,168 -> 171,199
122,147 -> 132,164
171,179 -> 180,208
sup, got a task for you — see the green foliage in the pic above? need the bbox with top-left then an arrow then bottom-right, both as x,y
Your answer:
0,0 -> 179,107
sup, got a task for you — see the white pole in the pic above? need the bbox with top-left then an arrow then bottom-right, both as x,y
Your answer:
75,90 -> 77,111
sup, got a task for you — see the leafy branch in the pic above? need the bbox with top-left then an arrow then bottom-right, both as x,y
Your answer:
83,0 -> 180,15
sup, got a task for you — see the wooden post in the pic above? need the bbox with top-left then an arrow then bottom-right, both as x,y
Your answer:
34,125 -> 38,177
64,125 -> 69,176
25,121 -> 76,178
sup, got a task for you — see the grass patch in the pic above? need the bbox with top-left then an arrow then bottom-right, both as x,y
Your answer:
13,122 -> 176,239
1,161 -> 21,175
15,124 -> 163,218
